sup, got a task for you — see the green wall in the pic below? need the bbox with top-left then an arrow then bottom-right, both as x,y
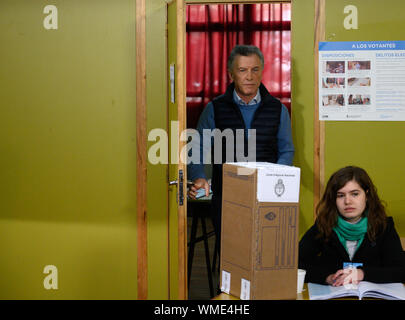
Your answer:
0,0 -> 138,299
292,0 -> 405,237
323,0 -> 405,234
291,0 -> 316,237
146,0 -> 170,299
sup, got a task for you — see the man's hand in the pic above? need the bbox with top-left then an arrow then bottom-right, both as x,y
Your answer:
187,178 -> 210,200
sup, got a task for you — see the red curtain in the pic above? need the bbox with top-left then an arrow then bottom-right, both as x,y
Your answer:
186,3 -> 291,129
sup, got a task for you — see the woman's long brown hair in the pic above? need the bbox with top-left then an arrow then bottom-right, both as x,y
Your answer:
316,166 -> 387,242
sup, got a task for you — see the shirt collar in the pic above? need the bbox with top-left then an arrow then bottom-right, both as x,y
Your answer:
233,89 -> 261,106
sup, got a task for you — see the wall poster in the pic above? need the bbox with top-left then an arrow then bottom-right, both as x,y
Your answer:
319,41 -> 405,121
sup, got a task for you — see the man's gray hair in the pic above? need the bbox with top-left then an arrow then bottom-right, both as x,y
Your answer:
227,45 -> 265,71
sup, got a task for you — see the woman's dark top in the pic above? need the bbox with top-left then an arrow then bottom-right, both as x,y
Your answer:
299,217 -> 405,284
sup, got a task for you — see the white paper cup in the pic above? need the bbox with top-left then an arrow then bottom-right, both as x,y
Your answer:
297,269 -> 306,293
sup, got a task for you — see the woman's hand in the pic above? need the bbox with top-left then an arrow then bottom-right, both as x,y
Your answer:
326,269 -> 351,286
326,268 -> 364,286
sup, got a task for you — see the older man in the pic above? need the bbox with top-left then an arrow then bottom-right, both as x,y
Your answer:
187,45 -> 294,249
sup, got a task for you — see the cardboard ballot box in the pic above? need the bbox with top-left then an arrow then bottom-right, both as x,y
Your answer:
219,162 -> 301,300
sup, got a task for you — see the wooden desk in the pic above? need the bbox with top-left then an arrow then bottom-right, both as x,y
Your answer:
212,284 -> 309,300
297,284 -> 310,300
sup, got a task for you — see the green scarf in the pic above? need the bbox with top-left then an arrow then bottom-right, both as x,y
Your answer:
333,215 -> 368,253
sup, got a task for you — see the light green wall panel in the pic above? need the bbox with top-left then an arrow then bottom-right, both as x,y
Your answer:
0,0 -> 138,298
324,0 -> 405,235
0,220 -> 137,299
291,0 -> 316,237
146,0 -> 170,299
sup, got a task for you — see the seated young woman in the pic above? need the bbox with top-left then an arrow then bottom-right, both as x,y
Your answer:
299,166 -> 405,286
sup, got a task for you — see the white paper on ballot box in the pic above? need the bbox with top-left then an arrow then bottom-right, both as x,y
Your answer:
227,162 -> 301,203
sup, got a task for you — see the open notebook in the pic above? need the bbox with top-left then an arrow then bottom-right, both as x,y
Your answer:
308,281 -> 405,300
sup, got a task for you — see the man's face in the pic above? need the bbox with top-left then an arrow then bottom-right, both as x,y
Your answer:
228,54 -> 263,103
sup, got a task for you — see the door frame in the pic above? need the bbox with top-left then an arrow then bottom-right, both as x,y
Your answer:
174,0 -> 188,300
139,0 -> 301,300
136,0 -> 147,300
179,0 -> 293,299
